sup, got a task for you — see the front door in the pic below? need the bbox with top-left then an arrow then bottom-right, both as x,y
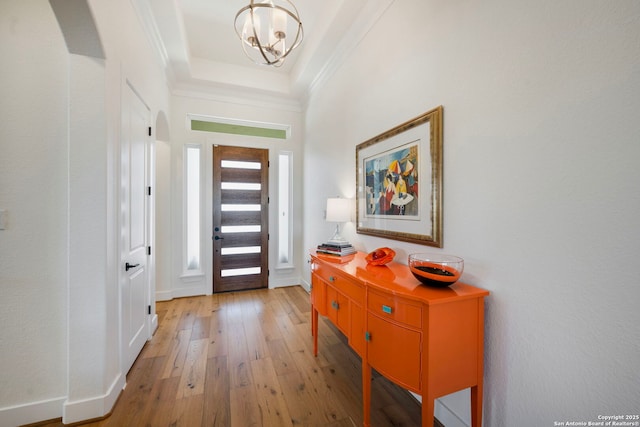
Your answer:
212,145 -> 269,293
121,82 -> 151,372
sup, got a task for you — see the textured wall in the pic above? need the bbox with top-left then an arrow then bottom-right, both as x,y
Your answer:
0,0 -> 69,416
303,1 -> 640,425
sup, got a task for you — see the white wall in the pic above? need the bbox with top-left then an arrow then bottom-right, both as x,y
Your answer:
165,93 -> 304,299
155,139 -> 173,298
0,1 -> 69,422
303,1 -> 640,426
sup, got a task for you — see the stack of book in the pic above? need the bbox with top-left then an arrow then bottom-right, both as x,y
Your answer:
316,242 -> 356,256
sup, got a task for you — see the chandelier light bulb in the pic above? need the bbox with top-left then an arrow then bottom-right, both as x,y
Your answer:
243,13 -> 261,47
272,8 -> 287,39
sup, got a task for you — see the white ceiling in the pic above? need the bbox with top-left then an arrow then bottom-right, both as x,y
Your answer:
133,0 -> 394,106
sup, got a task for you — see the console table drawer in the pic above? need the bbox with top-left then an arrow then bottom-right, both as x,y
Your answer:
368,289 -> 422,329
314,264 -> 365,303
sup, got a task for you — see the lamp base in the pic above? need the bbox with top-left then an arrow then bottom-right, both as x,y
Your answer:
327,224 -> 350,246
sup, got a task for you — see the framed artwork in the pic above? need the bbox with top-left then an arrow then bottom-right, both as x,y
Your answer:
356,106 -> 443,247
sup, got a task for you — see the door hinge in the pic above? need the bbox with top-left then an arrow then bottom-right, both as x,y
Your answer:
147,246 -> 151,256
147,186 -> 151,196
148,126 -> 152,136
268,160 -> 270,167
268,233 -> 270,241
147,305 -> 151,315
268,269 -> 270,277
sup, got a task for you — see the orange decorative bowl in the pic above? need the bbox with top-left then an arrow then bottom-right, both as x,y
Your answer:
408,253 -> 463,287
365,247 -> 396,265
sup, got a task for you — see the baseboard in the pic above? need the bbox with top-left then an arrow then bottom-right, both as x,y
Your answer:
269,277 -> 307,289
155,288 -> 173,301
150,313 -> 158,334
435,399 -> 470,427
156,285 -> 206,301
62,373 -> 125,424
298,278 -> 311,292
0,396 -> 66,427
156,277 -> 309,301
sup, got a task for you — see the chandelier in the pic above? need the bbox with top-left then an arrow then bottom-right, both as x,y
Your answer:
234,0 -> 304,67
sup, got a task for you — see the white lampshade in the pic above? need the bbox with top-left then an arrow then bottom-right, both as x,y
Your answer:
326,198 -> 351,223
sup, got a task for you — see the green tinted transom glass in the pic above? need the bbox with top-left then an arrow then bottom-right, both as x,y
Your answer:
191,119 -> 287,139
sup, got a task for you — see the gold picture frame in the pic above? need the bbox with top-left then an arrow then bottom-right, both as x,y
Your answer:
356,106 -> 443,247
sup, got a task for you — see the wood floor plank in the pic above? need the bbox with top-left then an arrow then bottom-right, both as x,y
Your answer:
202,355 -> 231,427
243,303 -> 270,361
284,285 -> 313,316
140,376 -> 181,427
141,300 -> 185,359
325,419 -> 358,427
257,301 -> 285,342
265,338 -> 297,376
170,394 -> 205,427
226,320 -> 253,388
176,338 -> 208,399
223,292 -> 244,323
207,303 -> 228,358
275,310 -> 307,354
287,347 -> 353,424
190,315 -> 211,341
230,384 -> 262,427
278,368 -> 347,425
304,319 -> 339,369
278,288 -> 307,326
315,318 -> 343,360
177,297 -> 201,330
197,294 -> 217,317
160,328 -> 192,379
250,357 -> 294,427
262,287 -> 288,318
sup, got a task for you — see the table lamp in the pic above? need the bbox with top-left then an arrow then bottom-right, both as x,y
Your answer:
326,197 -> 351,245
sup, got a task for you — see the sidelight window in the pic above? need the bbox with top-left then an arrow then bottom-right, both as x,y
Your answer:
185,144 -> 201,272
277,151 -> 293,268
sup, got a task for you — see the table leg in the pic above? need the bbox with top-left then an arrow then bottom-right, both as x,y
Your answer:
422,395 -> 434,427
471,384 -> 483,427
362,362 -> 371,427
312,307 -> 319,356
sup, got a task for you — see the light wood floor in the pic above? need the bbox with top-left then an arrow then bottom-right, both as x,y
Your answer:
41,286 -> 440,427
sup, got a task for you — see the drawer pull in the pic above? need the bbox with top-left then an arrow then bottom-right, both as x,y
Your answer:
365,331 -> 371,341
329,276 -> 336,282
331,300 -> 339,310
382,305 -> 393,314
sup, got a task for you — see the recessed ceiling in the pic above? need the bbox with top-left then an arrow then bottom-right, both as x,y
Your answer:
133,0 -> 395,106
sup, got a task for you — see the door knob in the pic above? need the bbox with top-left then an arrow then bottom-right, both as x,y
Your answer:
125,262 -> 140,271
214,236 -> 224,240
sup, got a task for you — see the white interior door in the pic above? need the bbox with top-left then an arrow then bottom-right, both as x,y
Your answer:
121,81 -> 150,372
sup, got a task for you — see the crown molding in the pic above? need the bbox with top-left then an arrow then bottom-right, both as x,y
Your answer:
130,0 -> 169,69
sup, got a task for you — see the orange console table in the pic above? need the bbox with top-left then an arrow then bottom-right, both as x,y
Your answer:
310,251 -> 490,427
